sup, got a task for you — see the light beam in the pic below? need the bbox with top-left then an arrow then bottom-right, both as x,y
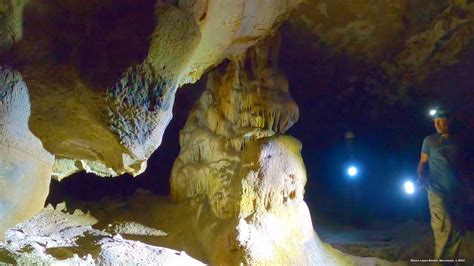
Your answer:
404,181 -> 415,194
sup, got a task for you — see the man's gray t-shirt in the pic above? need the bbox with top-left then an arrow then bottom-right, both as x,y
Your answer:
421,133 -> 460,197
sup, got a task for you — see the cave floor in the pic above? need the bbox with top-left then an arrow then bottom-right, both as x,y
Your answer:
316,220 -> 474,264
2,190 -> 473,265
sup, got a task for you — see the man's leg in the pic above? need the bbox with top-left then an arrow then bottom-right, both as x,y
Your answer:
428,191 -> 462,260
441,198 -> 463,261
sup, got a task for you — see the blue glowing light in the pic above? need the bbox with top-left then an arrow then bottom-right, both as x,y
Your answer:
429,109 -> 437,116
347,166 -> 358,177
404,181 -> 415,194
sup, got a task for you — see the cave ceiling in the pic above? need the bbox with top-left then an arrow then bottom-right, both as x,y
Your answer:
283,0 -> 474,101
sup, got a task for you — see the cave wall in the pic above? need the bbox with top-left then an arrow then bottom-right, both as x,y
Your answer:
0,66 -> 53,238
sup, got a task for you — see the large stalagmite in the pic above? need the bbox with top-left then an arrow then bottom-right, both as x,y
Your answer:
168,38 -> 341,265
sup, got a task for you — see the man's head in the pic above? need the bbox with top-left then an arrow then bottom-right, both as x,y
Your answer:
434,117 -> 449,134
432,109 -> 450,134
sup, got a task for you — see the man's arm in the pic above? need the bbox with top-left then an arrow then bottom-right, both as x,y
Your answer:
417,152 -> 429,187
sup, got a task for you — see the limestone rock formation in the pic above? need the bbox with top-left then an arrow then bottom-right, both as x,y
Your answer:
168,37 -> 331,264
171,37 -> 300,212
0,66 -> 54,239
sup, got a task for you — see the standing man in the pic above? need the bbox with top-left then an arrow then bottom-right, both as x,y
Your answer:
417,108 -> 465,261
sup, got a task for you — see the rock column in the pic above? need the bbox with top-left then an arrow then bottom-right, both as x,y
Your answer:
170,37 -> 339,265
